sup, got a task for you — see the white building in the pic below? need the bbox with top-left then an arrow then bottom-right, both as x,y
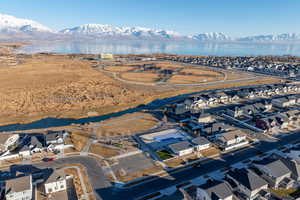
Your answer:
191,136 -> 211,151
217,130 -> 248,151
5,175 -> 32,200
44,170 -> 67,195
169,141 -> 194,156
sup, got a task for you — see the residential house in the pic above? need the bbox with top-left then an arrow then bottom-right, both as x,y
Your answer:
215,92 -> 229,103
256,113 -> 289,132
198,113 -> 214,123
45,131 -> 65,145
192,96 -> 207,109
253,103 -> 268,113
202,122 -> 233,136
196,179 -> 233,200
5,175 -> 32,200
18,145 -> 31,158
44,170 -> 67,195
253,156 -> 293,189
226,168 -> 268,200
280,146 -> 300,181
169,141 -> 194,156
174,103 -> 189,115
240,105 -> 259,117
226,106 -> 244,118
224,90 -> 240,102
28,136 -> 44,153
271,97 -> 292,108
217,130 -> 248,151
191,136 -> 211,151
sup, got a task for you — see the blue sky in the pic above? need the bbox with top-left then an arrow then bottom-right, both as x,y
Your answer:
1,0 -> 300,36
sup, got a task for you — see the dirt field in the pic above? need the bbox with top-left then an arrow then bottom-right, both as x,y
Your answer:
168,74 -> 222,84
0,43 -> 23,55
121,72 -> 160,83
181,68 -> 222,76
117,165 -> 164,182
0,53 -> 153,125
155,62 -> 186,69
95,112 -> 159,137
104,65 -> 135,72
89,143 -> 120,158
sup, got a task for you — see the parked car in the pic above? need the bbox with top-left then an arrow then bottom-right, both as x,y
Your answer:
42,157 -> 55,162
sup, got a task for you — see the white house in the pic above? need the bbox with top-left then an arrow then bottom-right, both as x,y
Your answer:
217,130 -> 248,151
18,145 -> 31,158
44,170 -> 67,195
5,175 -> 32,200
191,136 -> 211,151
169,141 -> 194,156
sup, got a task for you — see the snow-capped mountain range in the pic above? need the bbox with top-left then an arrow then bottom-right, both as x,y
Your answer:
0,13 -> 299,42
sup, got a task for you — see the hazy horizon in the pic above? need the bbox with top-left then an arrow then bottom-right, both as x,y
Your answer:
1,0 -> 300,37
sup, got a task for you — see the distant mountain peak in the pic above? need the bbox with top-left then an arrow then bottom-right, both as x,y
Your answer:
0,13 -> 300,43
0,13 -> 53,33
60,23 -> 181,39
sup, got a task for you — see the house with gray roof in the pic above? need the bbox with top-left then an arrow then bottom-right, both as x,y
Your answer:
196,179 -> 233,200
169,141 -> 194,156
252,156 -> 292,189
226,168 -> 268,200
5,175 -> 32,200
191,136 -> 210,151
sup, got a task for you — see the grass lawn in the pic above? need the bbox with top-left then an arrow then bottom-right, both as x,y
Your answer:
156,150 -> 174,160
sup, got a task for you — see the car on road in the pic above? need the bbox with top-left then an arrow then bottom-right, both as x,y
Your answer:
42,158 -> 55,162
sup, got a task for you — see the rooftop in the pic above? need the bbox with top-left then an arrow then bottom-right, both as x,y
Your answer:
191,136 -> 210,146
253,157 -> 291,178
219,130 -> 246,141
45,169 -> 66,184
199,179 -> 233,200
169,140 -> 193,152
227,168 -> 268,190
5,175 -> 31,193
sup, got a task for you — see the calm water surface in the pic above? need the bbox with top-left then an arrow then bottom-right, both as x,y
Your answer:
18,41 -> 300,56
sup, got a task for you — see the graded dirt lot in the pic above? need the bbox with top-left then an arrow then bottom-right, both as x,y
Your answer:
168,74 -> 220,84
121,72 -> 160,83
95,112 -> 159,137
104,65 -> 135,72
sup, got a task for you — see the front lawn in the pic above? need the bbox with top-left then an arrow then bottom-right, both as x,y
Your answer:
156,150 -> 174,160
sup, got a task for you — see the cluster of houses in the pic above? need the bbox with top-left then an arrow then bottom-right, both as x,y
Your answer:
165,55 -> 300,78
166,146 -> 300,200
168,135 -> 211,157
222,94 -> 300,135
0,168 -> 71,200
0,131 -> 72,162
168,84 -> 300,114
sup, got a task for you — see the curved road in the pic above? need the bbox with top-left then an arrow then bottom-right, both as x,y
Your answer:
8,130 -> 300,200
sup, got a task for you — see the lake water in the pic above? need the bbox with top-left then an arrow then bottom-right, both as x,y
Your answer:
18,41 -> 300,56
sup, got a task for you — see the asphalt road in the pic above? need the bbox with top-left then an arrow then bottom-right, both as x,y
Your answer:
5,131 -> 300,200
96,131 -> 300,200
7,156 -> 111,200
